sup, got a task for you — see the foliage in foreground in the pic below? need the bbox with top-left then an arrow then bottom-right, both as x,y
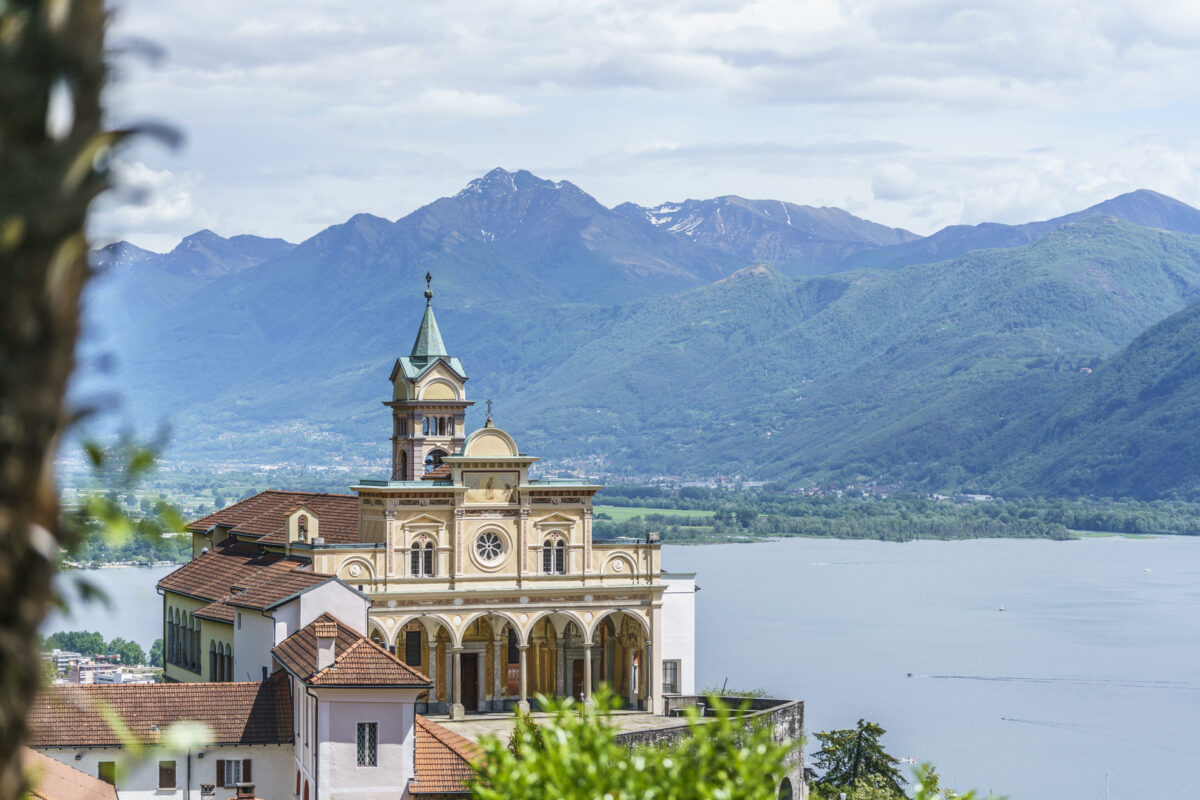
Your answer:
474,690 -> 797,800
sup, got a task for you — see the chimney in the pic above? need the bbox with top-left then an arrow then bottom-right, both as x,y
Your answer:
314,620 -> 337,671
235,783 -> 257,799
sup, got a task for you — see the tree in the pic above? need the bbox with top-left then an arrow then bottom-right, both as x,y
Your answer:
44,630 -> 106,657
148,638 -> 164,668
811,719 -> 906,798
106,637 -> 145,667
473,690 -> 797,800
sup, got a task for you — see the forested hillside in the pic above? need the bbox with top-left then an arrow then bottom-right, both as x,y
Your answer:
80,173 -> 1200,499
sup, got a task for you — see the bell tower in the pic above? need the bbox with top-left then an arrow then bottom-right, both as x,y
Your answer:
385,273 -> 471,480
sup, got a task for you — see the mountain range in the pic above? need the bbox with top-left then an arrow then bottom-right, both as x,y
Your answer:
79,169 -> 1200,500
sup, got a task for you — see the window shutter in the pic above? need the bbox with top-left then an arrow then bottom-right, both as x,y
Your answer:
243,760 -> 252,782
215,759 -> 225,786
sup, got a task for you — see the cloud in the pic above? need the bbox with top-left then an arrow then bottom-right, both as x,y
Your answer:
91,160 -> 204,246
96,0 -> 1200,246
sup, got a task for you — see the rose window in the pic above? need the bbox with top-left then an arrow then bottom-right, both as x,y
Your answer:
475,531 -> 503,562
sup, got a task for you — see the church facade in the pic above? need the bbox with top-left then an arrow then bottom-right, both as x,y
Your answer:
166,277 -> 695,720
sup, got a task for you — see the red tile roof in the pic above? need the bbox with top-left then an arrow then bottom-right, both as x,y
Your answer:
422,464 -> 452,480
22,747 -> 118,800
194,598 -> 236,623
187,491 -> 360,545
157,540 -> 319,605
412,715 -> 482,795
223,570 -> 337,611
28,674 -> 291,747
273,613 -> 430,688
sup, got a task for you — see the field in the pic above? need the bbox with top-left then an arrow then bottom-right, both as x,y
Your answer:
594,505 -> 715,522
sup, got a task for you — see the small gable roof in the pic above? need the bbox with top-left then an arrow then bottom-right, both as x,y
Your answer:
186,490 -> 359,545
273,613 -> 431,688
22,747 -> 118,800
412,715 -> 483,795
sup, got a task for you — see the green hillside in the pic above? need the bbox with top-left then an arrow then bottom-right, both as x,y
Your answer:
103,216 -> 1200,499
985,300 -> 1200,498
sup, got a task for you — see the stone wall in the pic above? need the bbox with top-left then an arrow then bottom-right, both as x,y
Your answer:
614,696 -> 806,799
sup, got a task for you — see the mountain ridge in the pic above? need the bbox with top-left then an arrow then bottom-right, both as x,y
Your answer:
82,172 -> 1200,499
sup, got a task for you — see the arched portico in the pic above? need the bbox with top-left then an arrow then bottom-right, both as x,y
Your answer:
589,609 -> 654,711
394,614 -> 455,714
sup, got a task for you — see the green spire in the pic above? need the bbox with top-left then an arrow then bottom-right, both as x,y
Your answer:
410,271 -> 448,359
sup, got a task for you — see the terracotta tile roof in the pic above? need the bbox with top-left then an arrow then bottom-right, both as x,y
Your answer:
312,621 -> 337,638
422,464 -> 452,480
412,715 -> 482,795
28,673 -> 291,747
187,490 -> 360,544
157,540 -> 317,604
273,613 -> 430,688
22,747 -> 118,800
194,598 -> 236,623
223,570 -> 337,611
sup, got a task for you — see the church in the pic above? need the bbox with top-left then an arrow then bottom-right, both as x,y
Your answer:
160,275 -> 696,718
27,278 -> 810,800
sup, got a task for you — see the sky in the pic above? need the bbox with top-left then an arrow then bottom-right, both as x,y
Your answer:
96,0 -> 1200,252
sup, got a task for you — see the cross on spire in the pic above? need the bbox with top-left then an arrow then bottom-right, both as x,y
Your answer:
424,271 -> 433,304
486,398 -> 493,427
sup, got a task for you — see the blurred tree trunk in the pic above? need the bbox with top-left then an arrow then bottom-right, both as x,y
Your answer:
0,2 -> 111,797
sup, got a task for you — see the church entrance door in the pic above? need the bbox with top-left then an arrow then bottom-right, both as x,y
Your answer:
461,653 -> 479,711
571,659 -> 584,701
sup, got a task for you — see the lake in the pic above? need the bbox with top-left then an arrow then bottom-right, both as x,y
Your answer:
42,537 -> 1199,799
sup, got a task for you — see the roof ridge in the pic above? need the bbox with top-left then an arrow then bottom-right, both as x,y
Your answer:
416,715 -> 484,761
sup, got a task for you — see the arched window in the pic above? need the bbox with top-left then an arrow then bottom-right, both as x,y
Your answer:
297,514 -> 308,541
295,770 -> 301,795
421,417 -> 429,435
424,449 -> 447,474
543,538 -> 566,574
411,545 -> 422,577
209,640 -> 216,682
304,781 -> 310,800
423,542 -> 435,576
399,451 -> 407,481
438,417 -> 446,435
779,777 -> 794,800
448,417 -> 455,435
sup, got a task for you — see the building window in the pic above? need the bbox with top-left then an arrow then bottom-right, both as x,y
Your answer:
357,722 -> 378,767
410,546 -> 421,576
423,542 -> 434,576
98,761 -> 115,786
405,630 -> 422,667
216,759 -> 251,788
475,531 -> 503,563
543,539 -> 565,573
158,760 -> 176,789
663,660 -> 681,695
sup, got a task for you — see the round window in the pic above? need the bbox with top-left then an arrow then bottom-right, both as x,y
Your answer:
475,531 -> 504,562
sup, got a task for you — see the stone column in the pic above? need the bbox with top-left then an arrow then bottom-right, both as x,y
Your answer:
427,635 -> 439,709
453,510 -> 464,578
450,647 -> 465,720
517,644 -> 530,714
627,641 -> 636,708
555,633 -> 565,698
492,633 -> 504,712
583,507 -> 593,572
582,643 -> 593,703
644,639 -> 656,714
384,510 -> 395,577
518,508 -> 530,578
